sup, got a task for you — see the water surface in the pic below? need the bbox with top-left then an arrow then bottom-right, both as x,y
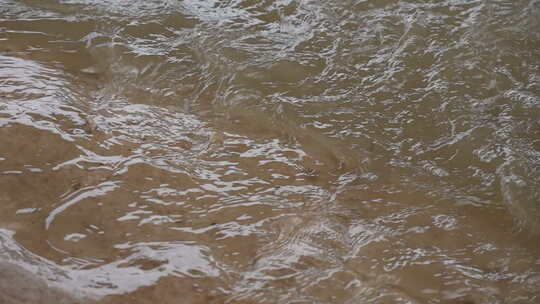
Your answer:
1,0 -> 539,303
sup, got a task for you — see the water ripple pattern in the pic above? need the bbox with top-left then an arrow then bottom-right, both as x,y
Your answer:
0,0 -> 539,303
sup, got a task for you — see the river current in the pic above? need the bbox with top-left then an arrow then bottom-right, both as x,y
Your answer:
0,0 -> 539,303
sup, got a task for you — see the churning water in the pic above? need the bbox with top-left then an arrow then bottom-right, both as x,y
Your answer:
1,0 -> 539,303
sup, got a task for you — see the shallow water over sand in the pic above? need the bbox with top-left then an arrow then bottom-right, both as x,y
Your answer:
1,0 -> 540,303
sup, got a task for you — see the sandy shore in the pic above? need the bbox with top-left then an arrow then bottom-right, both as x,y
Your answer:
0,261 -> 84,304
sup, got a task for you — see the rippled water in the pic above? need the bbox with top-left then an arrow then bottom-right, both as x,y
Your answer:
1,0 -> 539,303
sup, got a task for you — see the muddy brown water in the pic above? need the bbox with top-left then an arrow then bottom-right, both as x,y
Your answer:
1,0 -> 540,303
